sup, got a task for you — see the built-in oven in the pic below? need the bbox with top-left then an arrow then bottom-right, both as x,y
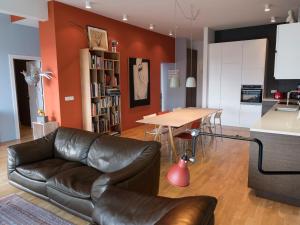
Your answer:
241,85 -> 263,104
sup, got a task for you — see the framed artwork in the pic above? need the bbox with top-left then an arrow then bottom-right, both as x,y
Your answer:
129,58 -> 151,108
87,26 -> 108,51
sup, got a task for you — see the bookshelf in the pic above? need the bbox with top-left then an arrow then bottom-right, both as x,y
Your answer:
80,48 -> 121,136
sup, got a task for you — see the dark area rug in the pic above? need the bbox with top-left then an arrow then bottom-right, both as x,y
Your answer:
0,194 -> 74,225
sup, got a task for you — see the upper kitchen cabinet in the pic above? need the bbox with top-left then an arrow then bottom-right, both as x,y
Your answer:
275,23 -> 300,79
242,39 -> 267,85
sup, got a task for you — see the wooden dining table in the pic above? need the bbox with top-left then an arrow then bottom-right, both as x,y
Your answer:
136,108 -> 218,161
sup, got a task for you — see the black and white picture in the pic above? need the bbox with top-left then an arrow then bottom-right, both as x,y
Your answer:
129,58 -> 150,108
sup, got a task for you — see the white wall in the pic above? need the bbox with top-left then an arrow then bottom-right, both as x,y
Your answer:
202,27 -> 215,108
0,0 -> 48,21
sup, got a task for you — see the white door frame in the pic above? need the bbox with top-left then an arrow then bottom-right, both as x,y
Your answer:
8,54 -> 41,139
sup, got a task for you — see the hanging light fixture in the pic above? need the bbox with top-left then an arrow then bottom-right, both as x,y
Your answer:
85,0 -> 92,9
169,30 -> 173,36
169,0 -> 180,88
271,16 -> 276,23
185,4 -> 199,88
149,24 -> 155,30
122,14 -> 128,21
264,4 -> 271,12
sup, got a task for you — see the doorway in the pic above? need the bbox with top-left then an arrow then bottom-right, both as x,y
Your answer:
9,55 -> 41,139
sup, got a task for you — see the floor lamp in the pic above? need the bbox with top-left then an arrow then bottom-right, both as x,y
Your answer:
167,129 -> 300,187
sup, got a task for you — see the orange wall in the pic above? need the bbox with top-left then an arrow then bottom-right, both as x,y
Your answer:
40,1 -> 175,130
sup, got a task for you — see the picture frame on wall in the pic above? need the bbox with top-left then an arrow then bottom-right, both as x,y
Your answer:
129,58 -> 151,108
87,26 -> 108,51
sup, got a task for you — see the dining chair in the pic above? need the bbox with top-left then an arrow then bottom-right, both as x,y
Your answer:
201,110 -> 223,137
174,120 -> 205,159
143,113 -> 168,141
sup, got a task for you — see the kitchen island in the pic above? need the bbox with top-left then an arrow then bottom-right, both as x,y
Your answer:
249,104 -> 300,206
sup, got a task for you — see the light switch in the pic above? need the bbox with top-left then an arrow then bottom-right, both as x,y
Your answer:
65,96 -> 75,101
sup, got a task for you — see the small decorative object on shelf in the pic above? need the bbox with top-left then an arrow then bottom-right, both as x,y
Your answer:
80,48 -> 121,136
286,9 -> 295,23
37,109 -> 48,123
111,40 -> 118,52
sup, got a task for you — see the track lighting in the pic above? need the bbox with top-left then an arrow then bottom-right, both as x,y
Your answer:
271,16 -> 276,23
149,24 -> 154,30
264,4 -> 271,12
85,0 -> 92,9
122,14 -> 128,21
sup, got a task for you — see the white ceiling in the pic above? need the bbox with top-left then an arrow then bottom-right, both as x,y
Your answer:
56,0 -> 300,39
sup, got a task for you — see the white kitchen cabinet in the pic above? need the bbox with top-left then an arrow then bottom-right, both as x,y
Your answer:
242,39 -> 267,85
275,23 -> 300,79
220,63 -> 242,126
239,104 -> 262,128
207,39 -> 266,127
208,44 -> 222,109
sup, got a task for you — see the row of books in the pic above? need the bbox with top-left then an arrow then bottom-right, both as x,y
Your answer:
90,82 -> 105,97
90,54 -> 114,70
111,108 -> 120,126
93,118 -> 110,134
91,105 -> 109,117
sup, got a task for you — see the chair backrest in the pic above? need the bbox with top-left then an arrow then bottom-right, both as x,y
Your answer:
202,114 -> 212,125
214,110 -> 223,119
191,120 -> 201,129
173,107 -> 182,112
143,113 -> 157,119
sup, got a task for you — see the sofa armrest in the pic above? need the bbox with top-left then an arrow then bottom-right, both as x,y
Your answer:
91,146 -> 160,201
7,132 -> 56,175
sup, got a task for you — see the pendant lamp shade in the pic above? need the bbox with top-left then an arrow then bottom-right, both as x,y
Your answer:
186,77 -> 196,88
167,158 -> 190,187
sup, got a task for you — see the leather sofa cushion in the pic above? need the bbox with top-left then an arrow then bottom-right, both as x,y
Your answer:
16,158 -> 82,182
54,127 -> 99,164
88,135 -> 159,173
47,166 -> 102,199
92,187 -> 217,225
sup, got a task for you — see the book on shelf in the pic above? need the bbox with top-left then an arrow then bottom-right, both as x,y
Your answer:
90,82 -> 103,98
90,53 -> 114,70
106,88 -> 120,96
93,117 -> 110,134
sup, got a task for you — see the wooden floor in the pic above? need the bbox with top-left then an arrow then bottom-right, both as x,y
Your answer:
1,125 -> 300,225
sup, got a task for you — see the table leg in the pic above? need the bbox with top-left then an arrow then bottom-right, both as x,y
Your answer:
168,126 -> 178,162
154,125 -> 162,141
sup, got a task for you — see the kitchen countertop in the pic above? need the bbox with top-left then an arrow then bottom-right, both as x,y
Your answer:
251,104 -> 300,136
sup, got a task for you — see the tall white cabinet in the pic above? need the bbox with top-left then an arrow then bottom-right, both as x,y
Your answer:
275,23 -> 300,79
207,39 -> 267,128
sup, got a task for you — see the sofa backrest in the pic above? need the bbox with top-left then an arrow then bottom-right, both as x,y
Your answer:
87,135 -> 159,173
54,127 -> 99,164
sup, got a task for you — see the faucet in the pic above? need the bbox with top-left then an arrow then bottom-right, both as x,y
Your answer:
286,90 -> 300,106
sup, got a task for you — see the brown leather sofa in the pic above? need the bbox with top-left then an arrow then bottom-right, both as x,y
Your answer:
7,127 -> 161,221
92,186 -> 217,225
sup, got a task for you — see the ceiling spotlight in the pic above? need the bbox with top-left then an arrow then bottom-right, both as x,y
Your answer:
85,0 -> 92,9
271,16 -> 276,23
122,14 -> 128,21
264,4 -> 271,12
169,30 -> 173,36
149,24 -> 154,30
